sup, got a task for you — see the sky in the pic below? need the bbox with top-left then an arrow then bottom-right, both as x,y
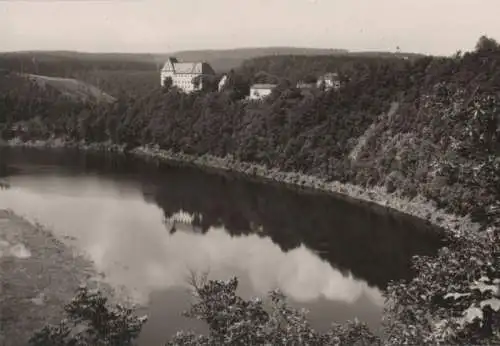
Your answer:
1,0 -> 499,56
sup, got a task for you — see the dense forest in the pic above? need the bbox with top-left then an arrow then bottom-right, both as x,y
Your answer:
0,47 -> 421,78
1,38 -> 498,223
1,36 -> 499,345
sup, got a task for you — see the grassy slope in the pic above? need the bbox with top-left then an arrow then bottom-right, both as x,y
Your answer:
0,210 -> 114,346
26,74 -> 116,103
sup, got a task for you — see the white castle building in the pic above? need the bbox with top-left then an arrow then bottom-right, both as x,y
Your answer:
160,57 -> 215,93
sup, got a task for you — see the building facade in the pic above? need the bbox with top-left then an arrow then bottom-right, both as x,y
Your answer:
317,72 -> 341,91
160,57 -> 215,93
248,83 -> 277,100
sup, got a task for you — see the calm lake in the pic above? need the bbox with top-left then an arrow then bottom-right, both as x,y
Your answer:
0,147 -> 446,344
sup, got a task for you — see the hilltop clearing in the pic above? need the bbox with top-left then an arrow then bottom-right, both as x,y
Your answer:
26,74 -> 116,103
0,72 -> 115,104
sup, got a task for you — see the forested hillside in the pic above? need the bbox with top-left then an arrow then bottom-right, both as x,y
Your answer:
0,48 -> 422,95
237,53 -> 417,83
1,36 -> 499,345
1,38 -> 499,222
0,47 -> 412,75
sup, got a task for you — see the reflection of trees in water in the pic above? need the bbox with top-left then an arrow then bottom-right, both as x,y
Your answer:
1,149 -> 447,290
142,161 -> 447,290
0,157 -> 12,189
0,148 -> 136,177
0,180 -> 9,190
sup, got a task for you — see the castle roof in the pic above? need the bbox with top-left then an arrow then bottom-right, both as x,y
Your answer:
161,57 -> 215,74
250,83 -> 277,90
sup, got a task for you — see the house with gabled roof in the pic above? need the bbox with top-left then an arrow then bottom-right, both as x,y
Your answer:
317,72 -> 341,91
160,57 -> 215,93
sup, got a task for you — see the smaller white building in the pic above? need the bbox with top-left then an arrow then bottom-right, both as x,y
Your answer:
249,84 -> 277,100
317,72 -> 341,91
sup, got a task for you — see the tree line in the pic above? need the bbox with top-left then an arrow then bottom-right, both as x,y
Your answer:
2,38 -> 498,222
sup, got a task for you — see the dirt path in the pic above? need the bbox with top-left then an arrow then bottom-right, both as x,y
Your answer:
0,209 -> 111,346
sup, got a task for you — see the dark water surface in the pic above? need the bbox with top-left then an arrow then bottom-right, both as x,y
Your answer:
0,148 -> 446,344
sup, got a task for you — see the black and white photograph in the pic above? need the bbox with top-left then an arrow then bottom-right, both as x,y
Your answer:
0,0 -> 499,345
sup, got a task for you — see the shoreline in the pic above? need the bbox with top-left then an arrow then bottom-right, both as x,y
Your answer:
0,138 -> 482,240
0,209 -> 132,345
0,137 -> 127,152
131,146 -> 481,239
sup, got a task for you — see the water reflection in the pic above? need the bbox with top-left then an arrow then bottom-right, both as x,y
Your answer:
0,185 -> 384,305
0,148 -> 446,343
145,161 -> 446,288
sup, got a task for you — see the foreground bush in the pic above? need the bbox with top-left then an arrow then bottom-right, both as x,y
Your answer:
30,277 -> 380,346
30,278 -> 381,346
384,228 -> 499,345
168,276 -> 380,346
29,287 -> 147,346
31,230 -> 499,346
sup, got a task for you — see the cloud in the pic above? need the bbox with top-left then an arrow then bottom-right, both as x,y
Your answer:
0,176 -> 383,308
